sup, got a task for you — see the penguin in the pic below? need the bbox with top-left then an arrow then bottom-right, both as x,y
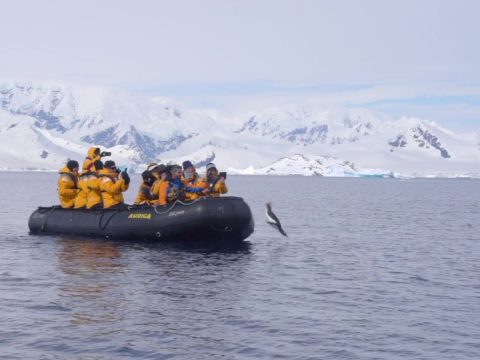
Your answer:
266,202 -> 287,237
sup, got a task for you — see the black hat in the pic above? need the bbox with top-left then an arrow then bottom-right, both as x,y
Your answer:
141,170 -> 152,180
66,160 -> 79,171
156,164 -> 167,174
104,160 -> 116,169
93,160 -> 104,170
182,160 -> 194,170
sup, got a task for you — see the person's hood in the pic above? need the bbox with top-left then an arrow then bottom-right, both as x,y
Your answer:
87,147 -> 99,159
59,166 -> 74,174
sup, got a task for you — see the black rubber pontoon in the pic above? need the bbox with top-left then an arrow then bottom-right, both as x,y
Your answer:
28,196 -> 254,242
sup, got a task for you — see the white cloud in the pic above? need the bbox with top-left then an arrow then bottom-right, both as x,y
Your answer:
0,0 -> 479,130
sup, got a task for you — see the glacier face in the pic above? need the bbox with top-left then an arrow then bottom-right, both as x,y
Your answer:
0,81 -> 478,176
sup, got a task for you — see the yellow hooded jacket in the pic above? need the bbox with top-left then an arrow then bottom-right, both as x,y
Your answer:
74,173 -> 90,208
99,169 -> 128,209
134,183 -> 157,205
82,147 -> 101,172
58,166 -> 78,208
86,173 -> 103,209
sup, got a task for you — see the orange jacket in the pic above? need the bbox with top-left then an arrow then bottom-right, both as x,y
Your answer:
99,170 -> 129,209
82,147 -> 101,172
182,174 -> 207,200
86,174 -> 103,209
58,166 -> 78,208
156,181 -> 170,206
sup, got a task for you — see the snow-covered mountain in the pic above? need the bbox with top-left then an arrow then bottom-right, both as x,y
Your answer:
0,81 -> 478,176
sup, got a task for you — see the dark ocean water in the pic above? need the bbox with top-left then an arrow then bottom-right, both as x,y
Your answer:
0,172 -> 479,359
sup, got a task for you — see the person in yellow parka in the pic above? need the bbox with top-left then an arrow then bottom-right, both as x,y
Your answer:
150,164 -> 168,200
182,160 -> 208,201
58,160 -> 80,208
73,171 -> 89,209
82,147 -> 111,173
100,160 -> 130,209
134,170 -> 157,205
86,160 -> 104,209
203,163 -> 228,197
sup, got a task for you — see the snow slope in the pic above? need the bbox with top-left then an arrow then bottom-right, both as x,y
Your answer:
0,81 -> 478,177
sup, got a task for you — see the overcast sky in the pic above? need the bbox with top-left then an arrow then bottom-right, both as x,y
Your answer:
0,0 -> 479,131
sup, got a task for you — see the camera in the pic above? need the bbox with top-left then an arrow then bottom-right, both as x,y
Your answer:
219,172 -> 227,179
100,151 -> 112,157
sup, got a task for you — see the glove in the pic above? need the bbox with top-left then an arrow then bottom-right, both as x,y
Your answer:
121,171 -> 130,185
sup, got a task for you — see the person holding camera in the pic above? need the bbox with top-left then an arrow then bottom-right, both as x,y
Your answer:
203,163 -> 228,197
99,160 -> 130,209
82,147 -> 111,172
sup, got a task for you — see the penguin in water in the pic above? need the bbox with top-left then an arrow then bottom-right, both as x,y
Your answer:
266,202 -> 287,237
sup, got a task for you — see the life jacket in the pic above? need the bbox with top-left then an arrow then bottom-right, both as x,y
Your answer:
99,169 -> 128,209
167,178 -> 186,202
74,171 -> 93,208
58,166 -> 78,208
182,173 -> 207,200
151,179 -> 163,198
134,183 -> 157,205
86,173 -> 103,209
203,175 -> 228,197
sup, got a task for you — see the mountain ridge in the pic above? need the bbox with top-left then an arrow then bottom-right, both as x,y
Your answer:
0,81 -> 478,176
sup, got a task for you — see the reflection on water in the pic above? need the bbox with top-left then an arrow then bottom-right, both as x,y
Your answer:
57,237 -> 123,275
56,237 -> 126,327
54,236 -> 253,332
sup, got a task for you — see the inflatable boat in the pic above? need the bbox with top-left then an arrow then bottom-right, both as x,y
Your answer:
28,196 -> 254,242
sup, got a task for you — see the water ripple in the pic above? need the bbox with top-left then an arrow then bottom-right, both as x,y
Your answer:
0,175 -> 479,358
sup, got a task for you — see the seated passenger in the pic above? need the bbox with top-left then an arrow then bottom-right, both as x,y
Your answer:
74,161 -> 97,209
182,160 -> 207,200
82,147 -> 110,173
100,160 -> 130,209
134,170 -> 157,205
150,164 -> 168,200
203,163 -> 228,197
156,165 -> 206,206
58,160 -> 80,208
86,160 -> 104,209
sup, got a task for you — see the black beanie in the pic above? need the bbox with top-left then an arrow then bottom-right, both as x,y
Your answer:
94,160 -> 104,170
156,164 -> 167,174
182,160 -> 194,170
66,160 -> 79,171
104,160 -> 116,169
